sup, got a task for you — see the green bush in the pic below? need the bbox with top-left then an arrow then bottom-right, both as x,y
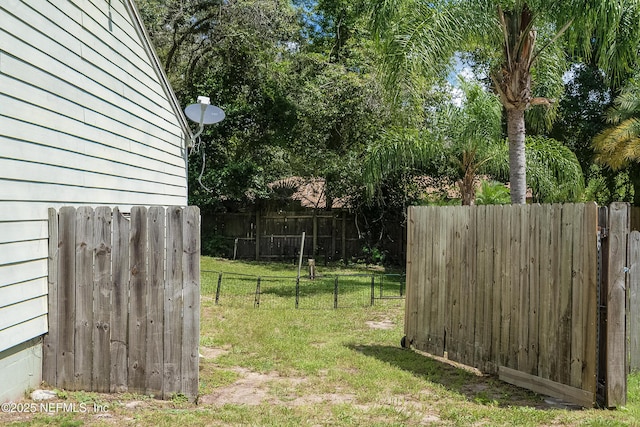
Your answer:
201,232 -> 232,257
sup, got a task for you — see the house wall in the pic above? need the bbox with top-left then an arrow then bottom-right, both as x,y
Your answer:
0,0 -> 188,401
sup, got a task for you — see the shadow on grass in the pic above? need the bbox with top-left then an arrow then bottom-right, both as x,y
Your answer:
348,344 -> 567,410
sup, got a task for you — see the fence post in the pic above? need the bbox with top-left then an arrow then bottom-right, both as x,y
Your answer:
605,202 -> 629,407
313,209 -> 318,258
342,211 -> 347,265
295,277 -> 300,309
255,211 -> 260,260
215,273 -> 223,305
334,276 -> 339,309
370,275 -> 375,306
254,277 -> 261,308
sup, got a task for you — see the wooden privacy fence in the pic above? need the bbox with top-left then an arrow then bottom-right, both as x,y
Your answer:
44,206 -> 200,400
202,210 -> 406,264
404,202 -> 636,408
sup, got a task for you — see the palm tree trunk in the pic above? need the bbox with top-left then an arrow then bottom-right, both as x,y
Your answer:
507,109 -> 527,204
458,164 -> 476,206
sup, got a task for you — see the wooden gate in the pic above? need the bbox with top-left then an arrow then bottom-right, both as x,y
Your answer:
44,206 -> 200,400
404,202 -> 634,408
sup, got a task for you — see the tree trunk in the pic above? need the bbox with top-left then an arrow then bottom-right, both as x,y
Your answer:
458,166 -> 476,206
507,108 -> 527,204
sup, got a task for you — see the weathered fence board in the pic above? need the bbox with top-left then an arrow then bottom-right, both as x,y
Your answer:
129,206 -> 148,393
405,203 -> 600,407
606,203 -> 628,407
182,207 -> 201,397
164,206 -> 184,398
147,207 -> 165,395
93,206 -> 112,393
75,206 -> 94,391
203,210 -> 406,264
110,208 -> 129,393
45,206 -> 200,400
630,231 -> 640,372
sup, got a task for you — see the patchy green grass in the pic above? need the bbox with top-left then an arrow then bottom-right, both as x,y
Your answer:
2,258 -> 640,426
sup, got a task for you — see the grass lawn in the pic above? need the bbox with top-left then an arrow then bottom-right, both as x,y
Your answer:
2,257 -> 639,426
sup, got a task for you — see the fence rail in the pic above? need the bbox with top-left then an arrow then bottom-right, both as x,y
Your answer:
201,270 -> 405,309
44,206 -> 200,400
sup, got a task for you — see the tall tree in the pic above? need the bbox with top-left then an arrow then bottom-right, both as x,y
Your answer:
138,0 -> 302,209
369,0 -> 640,203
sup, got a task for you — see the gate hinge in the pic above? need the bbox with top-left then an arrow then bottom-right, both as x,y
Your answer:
599,227 -> 608,239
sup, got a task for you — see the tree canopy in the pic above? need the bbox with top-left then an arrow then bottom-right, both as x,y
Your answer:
137,0 -> 640,219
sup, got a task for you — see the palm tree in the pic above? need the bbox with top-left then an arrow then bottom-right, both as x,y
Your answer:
364,80 -> 505,205
369,0 -> 640,204
363,81 -> 583,205
593,82 -> 640,205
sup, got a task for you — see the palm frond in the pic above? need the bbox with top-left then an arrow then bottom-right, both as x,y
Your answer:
525,136 -> 584,202
362,128 -> 444,201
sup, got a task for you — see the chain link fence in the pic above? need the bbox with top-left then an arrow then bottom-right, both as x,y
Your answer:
201,270 -> 405,309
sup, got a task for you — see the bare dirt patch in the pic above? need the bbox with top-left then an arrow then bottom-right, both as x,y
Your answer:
199,367 -> 358,408
365,319 -> 395,330
199,345 -> 231,360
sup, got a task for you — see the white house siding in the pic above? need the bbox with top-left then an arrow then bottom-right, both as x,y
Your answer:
0,0 -> 189,401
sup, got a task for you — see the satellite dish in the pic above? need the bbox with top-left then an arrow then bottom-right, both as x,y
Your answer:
184,96 -> 225,148
184,102 -> 225,125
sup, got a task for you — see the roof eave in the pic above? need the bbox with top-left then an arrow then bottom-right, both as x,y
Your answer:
123,0 -> 193,142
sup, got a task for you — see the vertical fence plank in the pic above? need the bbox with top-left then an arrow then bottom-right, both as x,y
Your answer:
111,208 -> 129,393
416,208 -> 430,352
44,208 -> 59,386
93,207 -> 112,392
517,205 -> 530,372
484,206 -> 496,373
57,206 -> 76,390
557,204 -> 575,385
490,206 -> 503,373
508,205 -> 521,370
182,206 -> 201,400
74,207 -> 94,390
423,207 -> 438,354
570,204 -> 587,389
404,207 -> 414,343
629,230 -> 640,372
434,207 -> 448,356
464,206 -> 478,367
527,205 -> 540,375
448,207 -> 462,361
421,207 -> 433,352
499,205 -> 512,368
537,204 -> 552,380
548,204 -> 562,382
474,206 -> 487,369
606,202 -> 629,407
164,206 -> 184,398
582,202 -> 598,396
147,207 -> 165,396
129,206 -> 148,393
